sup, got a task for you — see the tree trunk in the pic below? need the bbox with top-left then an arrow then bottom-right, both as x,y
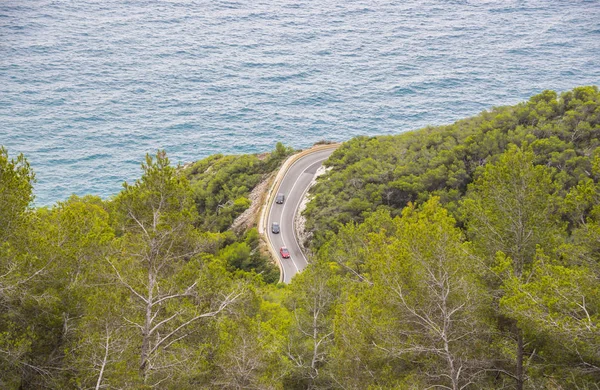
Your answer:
95,329 -> 110,390
516,327 -> 524,390
140,272 -> 155,381
140,302 -> 152,379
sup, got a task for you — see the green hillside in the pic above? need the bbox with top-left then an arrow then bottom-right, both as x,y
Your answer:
305,86 -> 600,248
1,86 -> 599,389
296,86 -> 600,389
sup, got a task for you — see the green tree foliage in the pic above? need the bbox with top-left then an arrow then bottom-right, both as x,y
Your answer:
186,142 -> 294,232
294,86 -> 600,389
0,147 -> 36,319
0,149 -> 281,388
501,251 -> 600,387
461,145 -> 564,276
219,228 -> 280,284
305,86 -> 600,248
109,151 -> 245,385
565,150 -> 600,265
184,144 -> 291,282
494,151 -> 600,387
208,293 -> 291,389
283,261 -> 342,389
461,146 -> 566,389
318,199 -> 492,389
0,147 -> 35,243
0,195 -> 114,388
2,87 -> 600,388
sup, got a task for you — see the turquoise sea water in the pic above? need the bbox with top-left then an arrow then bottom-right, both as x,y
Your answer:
1,0 -> 599,205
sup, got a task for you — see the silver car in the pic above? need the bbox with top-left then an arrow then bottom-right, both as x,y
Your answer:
271,222 -> 280,234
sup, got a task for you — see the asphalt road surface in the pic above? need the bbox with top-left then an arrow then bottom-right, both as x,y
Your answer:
267,148 -> 336,283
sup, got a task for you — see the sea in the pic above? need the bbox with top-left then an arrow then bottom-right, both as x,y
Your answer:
1,0 -> 599,206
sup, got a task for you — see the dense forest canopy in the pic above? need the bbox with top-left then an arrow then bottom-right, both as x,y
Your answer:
305,86 -> 600,248
299,86 -> 600,389
1,86 -> 599,389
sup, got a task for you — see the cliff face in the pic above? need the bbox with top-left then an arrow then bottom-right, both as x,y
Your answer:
183,143 -> 294,233
231,173 -> 272,232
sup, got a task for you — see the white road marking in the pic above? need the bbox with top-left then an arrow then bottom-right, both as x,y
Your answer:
268,149 -> 335,282
291,158 -> 328,267
281,157 -> 328,275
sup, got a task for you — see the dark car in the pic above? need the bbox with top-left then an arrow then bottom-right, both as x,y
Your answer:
271,222 -> 280,234
275,193 -> 285,204
280,247 -> 290,258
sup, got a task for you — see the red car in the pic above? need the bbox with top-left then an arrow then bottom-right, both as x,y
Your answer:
280,247 -> 290,258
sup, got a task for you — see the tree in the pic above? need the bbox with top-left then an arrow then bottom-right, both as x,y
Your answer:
0,148 -> 36,365
209,291 -> 291,390
461,145 -> 564,389
1,195 -> 115,388
304,87 -> 600,251
110,151 -> 243,385
284,261 -> 341,389
0,147 -> 35,243
501,251 -> 600,387
317,208 -> 396,284
64,284 -> 137,389
312,199 -> 492,389
354,199 -> 491,389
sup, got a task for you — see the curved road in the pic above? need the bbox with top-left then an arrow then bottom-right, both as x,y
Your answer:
267,148 -> 336,283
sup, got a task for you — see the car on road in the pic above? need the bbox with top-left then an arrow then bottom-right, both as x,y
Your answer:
271,222 -> 280,234
275,193 -> 285,204
280,247 -> 290,258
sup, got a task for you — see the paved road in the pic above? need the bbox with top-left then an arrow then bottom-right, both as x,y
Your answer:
267,148 -> 336,283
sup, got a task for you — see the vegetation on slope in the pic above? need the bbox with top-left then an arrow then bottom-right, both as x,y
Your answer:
305,86 -> 600,248
1,87 -> 599,389
0,146 -> 292,388
185,141 -> 294,232
291,86 -> 600,389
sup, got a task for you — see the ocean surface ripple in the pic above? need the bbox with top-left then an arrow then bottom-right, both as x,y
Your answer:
1,0 -> 599,205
